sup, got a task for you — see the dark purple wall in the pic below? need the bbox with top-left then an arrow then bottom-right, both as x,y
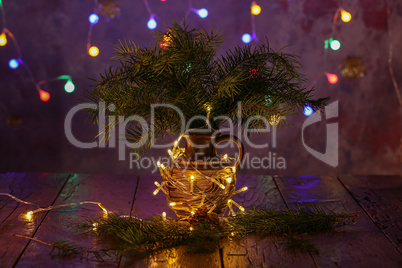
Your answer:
0,0 -> 401,175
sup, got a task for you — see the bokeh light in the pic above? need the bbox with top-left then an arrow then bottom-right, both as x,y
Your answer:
341,10 -> 351,23
39,89 -> 50,102
242,33 -> 251,43
330,39 -> 341,51
88,46 -> 99,57
64,80 -> 75,93
9,59 -> 19,69
0,32 -> 7,46
197,8 -> 208,18
303,105 -> 313,116
326,72 -> 338,84
147,18 -> 157,29
89,14 -> 99,24
251,3 -> 261,15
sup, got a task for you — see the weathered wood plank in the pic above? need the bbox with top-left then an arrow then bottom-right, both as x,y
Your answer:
222,175 -> 316,268
16,174 -> 138,267
274,175 -> 402,268
338,175 -> 402,254
0,172 -> 70,268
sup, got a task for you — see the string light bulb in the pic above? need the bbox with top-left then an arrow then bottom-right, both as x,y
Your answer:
39,89 -> 50,102
196,8 -> 208,18
330,39 -> 341,51
162,212 -> 166,220
326,72 -> 339,84
89,14 -> 99,24
0,32 -> 7,46
88,46 -> 99,57
147,17 -> 157,29
9,59 -> 19,69
64,80 -> 75,93
341,10 -> 352,23
251,2 -> 261,15
26,211 -> 33,220
242,33 -> 251,43
303,105 -> 313,116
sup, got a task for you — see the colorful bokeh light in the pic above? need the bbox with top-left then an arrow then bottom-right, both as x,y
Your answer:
9,59 -> 19,69
326,72 -> 338,84
197,8 -> 208,18
303,105 -> 313,116
330,39 -> 341,51
39,89 -> 50,102
242,33 -> 251,43
0,32 -> 7,46
64,80 -> 75,93
89,14 -> 99,24
147,18 -> 157,29
251,3 -> 261,15
341,10 -> 351,23
88,46 -> 99,57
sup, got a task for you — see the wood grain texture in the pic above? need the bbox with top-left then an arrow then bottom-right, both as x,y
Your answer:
0,172 -> 70,268
274,175 -> 402,268
221,175 -> 316,268
16,174 -> 138,268
338,175 -> 402,254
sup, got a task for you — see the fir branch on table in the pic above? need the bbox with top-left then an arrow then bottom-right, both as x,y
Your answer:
87,21 -> 330,154
14,206 -> 358,261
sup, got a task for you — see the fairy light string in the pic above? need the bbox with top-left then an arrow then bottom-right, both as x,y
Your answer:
0,0 -> 76,101
242,1 -> 260,44
155,128 -> 248,218
0,193 -> 108,220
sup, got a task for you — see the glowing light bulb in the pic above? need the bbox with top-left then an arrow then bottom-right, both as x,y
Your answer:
197,8 -> 208,18
303,105 -> 313,116
231,167 -> 236,173
147,18 -> 157,29
220,184 -> 225,189
190,211 -> 195,215
26,211 -> 33,220
174,141 -> 178,146
251,2 -> 261,15
162,212 -> 166,220
0,32 -> 7,46
242,33 -> 251,43
326,72 -> 338,84
170,202 -> 176,206
64,80 -> 75,93
189,227 -> 194,231
330,39 -> 341,51
39,89 -> 50,102
223,154 -> 228,160
239,206 -> 245,211
341,10 -> 351,22
89,14 -> 99,24
242,187 -> 248,191
88,46 -> 99,57
157,161 -> 161,167
226,177 -> 232,183
9,59 -> 19,69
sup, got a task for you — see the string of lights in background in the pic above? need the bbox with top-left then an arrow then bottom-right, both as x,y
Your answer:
0,0 -> 76,102
0,0 -> 400,109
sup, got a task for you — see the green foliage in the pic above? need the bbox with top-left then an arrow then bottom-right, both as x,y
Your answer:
53,206 -> 358,260
87,21 -> 329,153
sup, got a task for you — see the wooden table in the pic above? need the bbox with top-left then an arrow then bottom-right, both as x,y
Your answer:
0,173 -> 401,267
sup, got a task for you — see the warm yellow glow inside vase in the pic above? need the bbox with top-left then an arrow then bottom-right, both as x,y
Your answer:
156,129 -> 244,218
